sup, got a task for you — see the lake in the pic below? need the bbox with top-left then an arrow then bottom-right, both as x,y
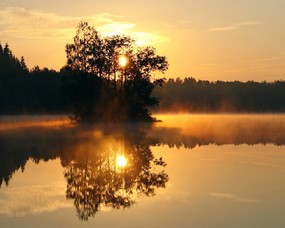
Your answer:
1,114 -> 285,228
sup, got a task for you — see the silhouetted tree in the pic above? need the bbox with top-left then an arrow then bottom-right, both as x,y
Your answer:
63,22 -> 168,122
0,43 -> 29,113
0,43 -> 65,114
153,77 -> 285,113
3,37 -> 285,117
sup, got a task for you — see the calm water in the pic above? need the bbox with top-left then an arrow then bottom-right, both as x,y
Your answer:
1,114 -> 285,228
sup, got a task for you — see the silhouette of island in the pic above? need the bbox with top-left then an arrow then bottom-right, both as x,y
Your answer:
0,22 -> 168,123
2,23 -> 285,121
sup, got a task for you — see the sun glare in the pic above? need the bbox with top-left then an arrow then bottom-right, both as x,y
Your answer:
119,55 -> 127,68
116,155 -> 127,167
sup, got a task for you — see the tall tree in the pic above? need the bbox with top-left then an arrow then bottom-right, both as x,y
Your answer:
64,22 -> 168,122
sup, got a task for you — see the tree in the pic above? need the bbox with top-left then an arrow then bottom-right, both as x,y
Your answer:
0,42 -> 30,114
64,22 -> 168,123
20,56 -> 28,72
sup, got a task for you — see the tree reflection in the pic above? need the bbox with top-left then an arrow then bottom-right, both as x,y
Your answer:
0,124 -> 169,221
62,129 -> 168,221
2,116 -> 285,220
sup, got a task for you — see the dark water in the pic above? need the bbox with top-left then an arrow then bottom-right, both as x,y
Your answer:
1,114 -> 285,227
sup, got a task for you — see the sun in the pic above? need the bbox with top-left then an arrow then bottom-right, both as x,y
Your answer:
116,155 -> 127,167
119,55 -> 127,68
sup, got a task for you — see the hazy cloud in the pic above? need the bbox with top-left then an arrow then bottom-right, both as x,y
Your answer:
209,21 -> 261,32
208,26 -> 237,32
254,54 -> 285,63
179,20 -> 192,24
254,57 -> 279,62
0,185 -> 72,217
0,7 -> 169,45
236,21 -> 261,26
208,192 -> 260,203
201,63 -> 218,66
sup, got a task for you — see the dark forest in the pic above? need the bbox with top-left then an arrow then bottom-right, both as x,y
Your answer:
1,25 -> 285,119
153,77 -> 285,113
0,22 -> 168,122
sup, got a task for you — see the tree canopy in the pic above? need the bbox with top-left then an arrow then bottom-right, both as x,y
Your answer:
63,22 -> 168,123
3,24 -> 285,117
0,43 -> 62,114
153,77 -> 285,113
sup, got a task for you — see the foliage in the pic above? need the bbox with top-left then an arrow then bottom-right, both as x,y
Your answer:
154,77 -> 285,113
0,43 -> 62,114
2,38 -> 285,116
63,22 -> 168,122
0,26 -> 168,122
0,43 -> 29,113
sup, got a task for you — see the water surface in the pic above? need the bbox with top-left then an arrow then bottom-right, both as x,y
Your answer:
1,114 -> 285,227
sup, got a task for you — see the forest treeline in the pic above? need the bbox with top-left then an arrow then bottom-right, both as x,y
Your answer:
0,43 -> 62,114
0,22 -> 168,122
153,77 -> 285,113
1,39 -> 285,117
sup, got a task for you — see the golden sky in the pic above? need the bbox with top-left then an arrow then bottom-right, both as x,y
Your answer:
1,0 -> 285,81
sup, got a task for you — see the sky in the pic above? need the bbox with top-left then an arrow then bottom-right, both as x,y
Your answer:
0,0 -> 285,81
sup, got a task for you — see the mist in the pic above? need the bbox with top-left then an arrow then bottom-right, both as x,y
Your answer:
153,77 -> 285,113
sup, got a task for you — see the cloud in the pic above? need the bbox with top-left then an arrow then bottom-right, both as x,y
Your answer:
0,7 -> 79,40
131,32 -> 171,46
208,192 -> 260,203
254,54 -> 285,63
208,192 -> 236,199
0,185 -> 72,217
209,21 -> 261,32
201,63 -> 217,67
236,21 -> 261,26
180,20 -> 192,24
254,57 -> 278,62
0,7 -> 169,46
208,26 -> 237,32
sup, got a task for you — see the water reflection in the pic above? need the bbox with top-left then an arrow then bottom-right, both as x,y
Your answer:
1,115 -> 285,220
153,114 -> 285,148
62,129 -> 168,221
0,124 -> 168,221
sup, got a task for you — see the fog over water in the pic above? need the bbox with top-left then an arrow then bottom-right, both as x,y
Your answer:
1,114 -> 285,227
1,114 -> 285,145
